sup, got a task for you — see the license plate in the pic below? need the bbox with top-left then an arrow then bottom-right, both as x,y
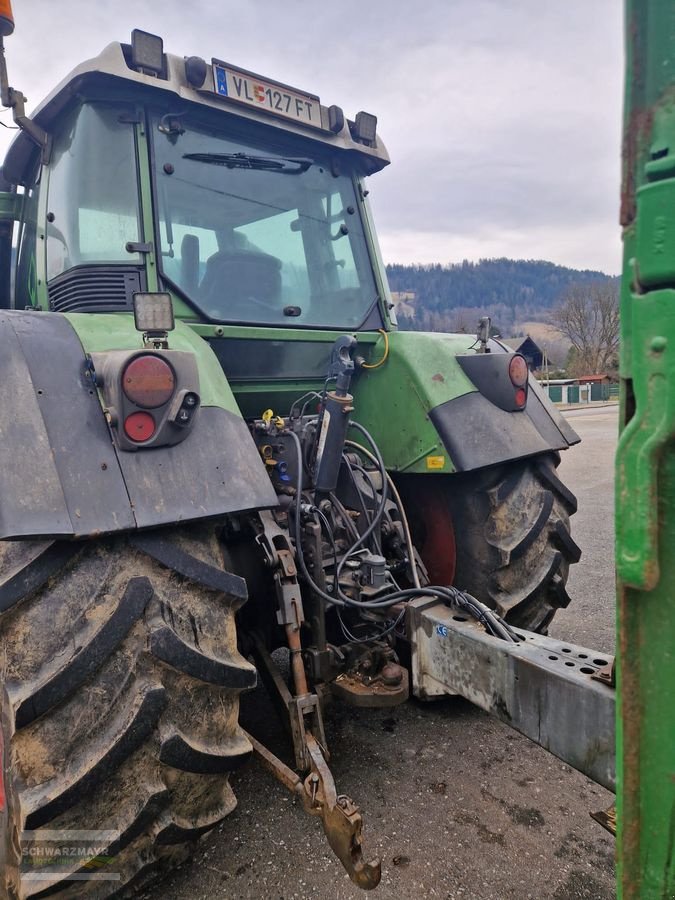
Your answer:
212,62 -> 321,129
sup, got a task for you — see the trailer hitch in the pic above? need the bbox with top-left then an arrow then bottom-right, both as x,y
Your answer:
304,733 -> 381,890
245,729 -> 381,890
248,510 -> 381,889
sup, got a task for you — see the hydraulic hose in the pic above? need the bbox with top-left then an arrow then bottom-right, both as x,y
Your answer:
287,428 -> 517,641
344,439 -> 421,590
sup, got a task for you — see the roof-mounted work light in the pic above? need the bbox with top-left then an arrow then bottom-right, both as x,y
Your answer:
185,55 -> 208,89
131,29 -> 165,76
354,111 -> 377,145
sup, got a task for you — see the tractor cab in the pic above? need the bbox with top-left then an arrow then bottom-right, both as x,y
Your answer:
2,30 -> 392,338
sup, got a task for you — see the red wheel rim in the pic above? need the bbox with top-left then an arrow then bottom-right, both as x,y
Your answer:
409,480 -> 457,586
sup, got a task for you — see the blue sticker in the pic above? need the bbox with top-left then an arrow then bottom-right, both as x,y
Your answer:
215,66 -> 228,97
436,624 -> 448,638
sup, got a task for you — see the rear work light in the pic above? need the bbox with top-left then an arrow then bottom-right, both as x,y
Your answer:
122,355 -> 175,408
508,354 -> 529,388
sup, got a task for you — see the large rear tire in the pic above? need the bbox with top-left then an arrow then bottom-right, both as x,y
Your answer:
399,453 -> 580,633
0,525 -> 255,899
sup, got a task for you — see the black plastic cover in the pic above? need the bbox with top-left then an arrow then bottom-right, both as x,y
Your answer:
429,385 -> 580,473
0,310 -> 277,539
48,265 -> 145,313
457,352 -> 526,412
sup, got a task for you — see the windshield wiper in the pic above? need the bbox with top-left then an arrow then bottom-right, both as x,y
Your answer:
182,152 -> 312,174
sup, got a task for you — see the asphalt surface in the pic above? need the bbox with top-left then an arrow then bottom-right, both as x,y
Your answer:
147,406 -> 619,900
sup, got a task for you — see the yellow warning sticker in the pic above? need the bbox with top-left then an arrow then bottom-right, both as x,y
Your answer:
426,455 -> 446,470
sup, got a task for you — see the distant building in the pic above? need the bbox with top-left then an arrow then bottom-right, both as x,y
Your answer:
577,374 -> 612,386
500,335 -> 545,370
390,291 -> 416,318
539,374 -> 615,404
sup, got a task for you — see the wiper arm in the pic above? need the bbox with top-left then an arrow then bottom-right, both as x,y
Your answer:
182,152 -> 312,174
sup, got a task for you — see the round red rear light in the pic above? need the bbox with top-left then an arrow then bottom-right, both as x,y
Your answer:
514,387 -> 527,408
509,355 -> 529,387
122,355 -> 175,408
124,412 -> 156,442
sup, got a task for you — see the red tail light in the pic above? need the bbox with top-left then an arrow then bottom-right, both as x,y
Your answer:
124,411 -> 156,442
508,355 -> 529,387
122,355 -> 175,408
514,387 -> 527,408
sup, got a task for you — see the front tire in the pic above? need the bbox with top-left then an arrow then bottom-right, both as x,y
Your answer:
0,525 -> 255,898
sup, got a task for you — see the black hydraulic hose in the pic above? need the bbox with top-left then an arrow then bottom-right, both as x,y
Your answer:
335,422 -> 388,580
288,429 -> 397,610
348,421 -> 389,514
342,454 -> 383,554
328,492 -> 361,544
342,454 -> 375,529
314,506 -> 339,593
287,429 -> 518,642
337,606 -> 406,645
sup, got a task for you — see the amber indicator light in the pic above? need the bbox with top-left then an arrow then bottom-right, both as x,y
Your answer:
122,355 -> 175,408
0,0 -> 14,36
508,355 -> 529,388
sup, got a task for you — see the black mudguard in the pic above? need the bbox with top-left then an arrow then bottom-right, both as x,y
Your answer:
429,343 -> 580,472
0,310 -> 277,539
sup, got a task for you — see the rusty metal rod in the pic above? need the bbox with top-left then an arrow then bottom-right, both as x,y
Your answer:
286,621 -> 309,696
243,729 -> 303,797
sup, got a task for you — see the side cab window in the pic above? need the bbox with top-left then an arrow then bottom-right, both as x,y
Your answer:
15,177 -> 40,310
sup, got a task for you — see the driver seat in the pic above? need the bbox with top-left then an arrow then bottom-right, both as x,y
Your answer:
199,249 -> 282,313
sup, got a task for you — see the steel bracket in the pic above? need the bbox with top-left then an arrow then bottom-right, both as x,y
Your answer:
245,728 -> 381,890
408,597 -> 616,791
289,692 -> 327,771
249,631 -> 327,771
256,510 -> 305,627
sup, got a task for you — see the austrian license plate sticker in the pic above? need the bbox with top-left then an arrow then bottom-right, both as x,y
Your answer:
212,62 -> 321,129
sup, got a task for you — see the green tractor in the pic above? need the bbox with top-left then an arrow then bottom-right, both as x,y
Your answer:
0,14 -> 583,897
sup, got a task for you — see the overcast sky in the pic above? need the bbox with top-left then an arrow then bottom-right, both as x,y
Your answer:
0,1 -> 623,273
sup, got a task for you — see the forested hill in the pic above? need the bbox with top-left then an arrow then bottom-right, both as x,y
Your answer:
385,259 -> 613,334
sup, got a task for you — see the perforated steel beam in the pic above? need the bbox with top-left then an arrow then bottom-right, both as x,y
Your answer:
408,598 -> 615,792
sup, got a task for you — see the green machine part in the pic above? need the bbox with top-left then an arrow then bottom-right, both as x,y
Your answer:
65,312 -> 242,414
617,3 -> 675,896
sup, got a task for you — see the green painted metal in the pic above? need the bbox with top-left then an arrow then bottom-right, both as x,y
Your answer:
134,114 -> 159,293
188,326 -> 477,469
617,3 -> 675,897
190,327 -> 381,419
64,312 -> 240,413
188,323 -> 382,344
352,331 -> 478,474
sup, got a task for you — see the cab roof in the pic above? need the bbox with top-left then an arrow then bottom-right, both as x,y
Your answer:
3,36 -> 390,186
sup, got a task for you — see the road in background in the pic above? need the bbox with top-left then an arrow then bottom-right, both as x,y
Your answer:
153,407 -> 618,900
554,406 -> 618,652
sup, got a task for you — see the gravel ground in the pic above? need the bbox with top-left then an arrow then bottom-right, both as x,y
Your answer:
146,406 -> 619,900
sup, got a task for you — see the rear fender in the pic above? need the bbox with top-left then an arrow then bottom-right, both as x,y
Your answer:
0,310 -> 277,539
352,331 -> 579,475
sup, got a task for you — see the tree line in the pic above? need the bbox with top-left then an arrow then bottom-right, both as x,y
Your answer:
386,258 -> 620,376
386,258 -> 613,337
